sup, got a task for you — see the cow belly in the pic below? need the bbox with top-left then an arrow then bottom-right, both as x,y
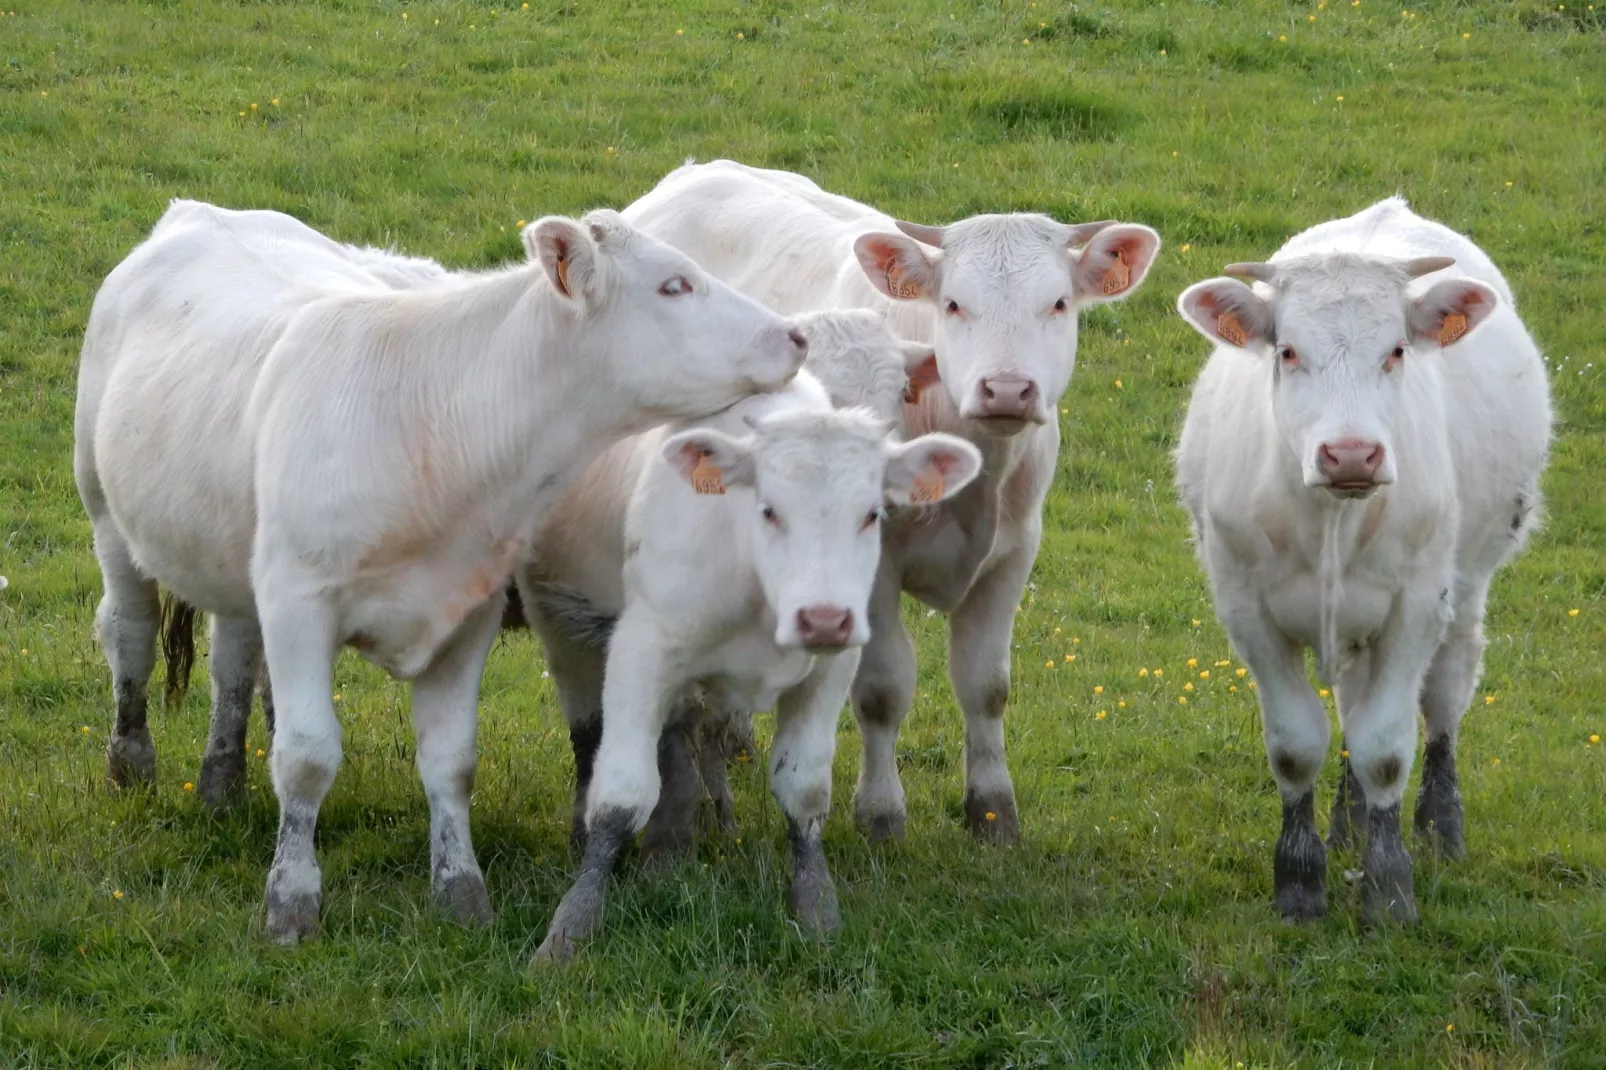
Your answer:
1264,574 -> 1396,652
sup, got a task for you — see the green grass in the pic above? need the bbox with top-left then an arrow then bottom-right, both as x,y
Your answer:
2,0 -> 1604,1064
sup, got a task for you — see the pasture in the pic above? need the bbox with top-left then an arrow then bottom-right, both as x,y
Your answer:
2,0 -> 1604,1064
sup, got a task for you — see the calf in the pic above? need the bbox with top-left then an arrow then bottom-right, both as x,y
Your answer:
1173,197 -> 1551,923
529,373 -> 980,961
75,199 -> 806,941
625,160 -> 1160,842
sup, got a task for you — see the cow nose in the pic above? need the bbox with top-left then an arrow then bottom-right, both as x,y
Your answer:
1317,438 -> 1386,486
795,605 -> 853,649
976,376 -> 1039,420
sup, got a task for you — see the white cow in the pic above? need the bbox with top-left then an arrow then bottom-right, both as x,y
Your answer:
1174,197 -> 1551,924
624,160 -> 1161,842
75,199 -> 807,941
523,368 -> 980,961
521,309 -> 941,858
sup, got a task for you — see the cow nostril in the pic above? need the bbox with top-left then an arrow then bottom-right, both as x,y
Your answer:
787,328 -> 808,352
1366,444 -> 1385,469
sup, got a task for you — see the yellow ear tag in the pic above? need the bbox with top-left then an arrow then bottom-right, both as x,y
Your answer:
1100,249 -> 1131,296
908,471 -> 946,504
690,452 -> 725,495
1438,312 -> 1468,347
886,263 -> 921,299
1216,309 -> 1248,347
555,255 -> 572,298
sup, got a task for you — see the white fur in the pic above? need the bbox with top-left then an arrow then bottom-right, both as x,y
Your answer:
1174,196 -> 1551,817
622,159 -> 1161,834
74,199 -> 806,934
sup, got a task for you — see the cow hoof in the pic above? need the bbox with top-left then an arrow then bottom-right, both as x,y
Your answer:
1361,879 -> 1419,927
639,820 -> 697,868
106,731 -> 157,790
1413,798 -> 1466,860
532,930 -> 576,965
855,808 -> 906,844
964,793 -> 1020,843
263,886 -> 320,944
786,874 -> 841,937
197,755 -> 246,812
435,872 -> 494,927
1274,883 -> 1327,922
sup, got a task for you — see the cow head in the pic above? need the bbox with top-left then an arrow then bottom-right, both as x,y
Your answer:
662,409 -> 981,651
790,308 -> 941,423
1178,253 -> 1499,498
522,211 -> 807,423
852,214 -> 1160,436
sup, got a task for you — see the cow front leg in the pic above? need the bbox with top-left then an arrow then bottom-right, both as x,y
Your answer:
772,651 -> 857,935
198,614 -> 264,810
258,596 -> 341,943
949,535 -> 1038,843
409,594 -> 502,927
536,611 -> 677,964
850,566 -> 915,842
1326,737 -> 1368,852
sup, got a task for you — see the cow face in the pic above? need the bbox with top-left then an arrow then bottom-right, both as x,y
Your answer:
523,210 -> 806,422
663,410 -> 980,651
1178,254 -> 1499,497
791,309 -> 941,423
853,215 -> 1160,436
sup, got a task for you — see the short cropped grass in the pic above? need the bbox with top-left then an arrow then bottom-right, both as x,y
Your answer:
2,0 -> 1604,1065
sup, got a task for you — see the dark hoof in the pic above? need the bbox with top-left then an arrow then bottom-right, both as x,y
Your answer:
698,798 -> 740,837
855,807 -> 906,844
1361,803 -> 1418,926
435,871 -> 494,927
639,818 -> 697,867
106,731 -> 157,790
1414,744 -> 1466,860
1361,876 -> 1419,926
786,872 -> 841,936
1414,812 -> 1466,860
534,875 -> 606,965
1274,883 -> 1327,922
963,793 -> 1020,843
263,883 -> 320,944
197,754 -> 246,812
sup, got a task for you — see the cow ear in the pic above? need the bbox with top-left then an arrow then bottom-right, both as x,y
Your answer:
1177,278 -> 1273,350
662,429 -> 755,495
883,433 -> 981,506
524,217 -> 598,303
898,341 -> 941,404
855,232 -> 941,302
1408,277 -> 1499,349
1072,224 -> 1161,304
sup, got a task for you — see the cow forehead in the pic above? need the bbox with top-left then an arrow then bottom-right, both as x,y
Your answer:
751,410 -> 889,498
940,214 -> 1072,292
1271,255 -> 1412,356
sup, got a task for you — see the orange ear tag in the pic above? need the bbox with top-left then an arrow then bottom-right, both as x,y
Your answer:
1438,312 -> 1468,347
555,255 -> 572,298
690,452 -> 725,495
902,380 -> 926,405
908,471 -> 946,504
1100,249 -> 1131,296
1216,310 -> 1248,347
886,264 -> 921,299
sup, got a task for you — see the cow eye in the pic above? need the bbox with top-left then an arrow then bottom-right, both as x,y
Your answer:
659,276 -> 693,297
760,504 -> 779,525
1052,298 -> 1068,313
862,507 -> 882,531
1384,344 -> 1406,372
945,300 -> 961,316
1277,344 -> 1300,369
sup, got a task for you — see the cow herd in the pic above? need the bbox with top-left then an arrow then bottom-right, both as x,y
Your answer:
71,159 -> 1551,962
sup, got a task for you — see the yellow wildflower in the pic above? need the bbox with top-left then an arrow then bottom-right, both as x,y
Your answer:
1568,608 -> 1580,617
1096,710 -> 1107,720
1200,670 -> 1210,680
1045,660 -> 1054,669
1591,734 -> 1601,745
1184,682 -> 1194,692
1319,689 -> 1330,698
1117,700 -> 1126,708
1236,667 -> 1247,677
81,726 -> 91,735
1187,658 -> 1198,668
1153,668 -> 1163,677
1178,696 -> 1188,705
183,782 -> 194,792
1114,379 -> 1123,389
113,890 -> 124,900
1484,695 -> 1495,705
1094,685 -> 1104,695
985,811 -> 997,821
1341,749 -> 1350,758
1139,668 -> 1149,677
256,749 -> 265,758
1228,685 -> 1237,693
1180,242 -> 1191,252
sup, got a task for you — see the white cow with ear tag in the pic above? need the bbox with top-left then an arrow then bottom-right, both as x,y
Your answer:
532,372 -> 981,962
1174,197 -> 1551,925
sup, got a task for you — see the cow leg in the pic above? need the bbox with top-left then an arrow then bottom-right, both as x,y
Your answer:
850,566 -> 915,842
567,714 -> 602,856
1326,735 -> 1368,852
259,595 -> 341,943
536,610 -> 677,964
1219,590 -> 1330,920
950,533 -> 1038,843
525,606 -> 605,856
90,517 -> 162,790
771,650 -> 856,935
410,594 -> 501,927
198,614 -> 263,810
1415,584 -> 1487,860
639,694 -> 704,865
697,701 -> 741,836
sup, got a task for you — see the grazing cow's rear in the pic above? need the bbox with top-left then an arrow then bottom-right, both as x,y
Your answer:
1173,197 -> 1551,923
75,199 -> 806,941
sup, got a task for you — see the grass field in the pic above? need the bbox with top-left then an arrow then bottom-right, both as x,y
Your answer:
3,0 -> 1605,1065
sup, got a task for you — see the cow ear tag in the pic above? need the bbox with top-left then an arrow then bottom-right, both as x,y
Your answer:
690,451 -> 725,495
886,263 -> 921,299
1100,249 -> 1130,296
555,255 -> 573,298
908,470 -> 946,504
1216,309 -> 1248,347
1438,312 -> 1468,347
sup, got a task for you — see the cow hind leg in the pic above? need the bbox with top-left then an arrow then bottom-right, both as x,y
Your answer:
850,572 -> 914,843
697,703 -> 743,836
639,696 -> 704,866
198,615 -> 264,810
1415,603 -> 1485,860
90,518 -> 162,790
1326,739 -> 1368,852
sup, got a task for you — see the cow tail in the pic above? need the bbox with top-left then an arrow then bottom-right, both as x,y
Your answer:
159,592 -> 198,708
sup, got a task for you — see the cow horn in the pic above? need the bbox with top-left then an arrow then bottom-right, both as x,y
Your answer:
1404,255 -> 1455,278
1064,220 -> 1118,246
1223,262 -> 1278,283
894,220 -> 946,248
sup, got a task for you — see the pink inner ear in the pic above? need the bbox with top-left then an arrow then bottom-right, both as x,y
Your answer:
927,449 -> 961,476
